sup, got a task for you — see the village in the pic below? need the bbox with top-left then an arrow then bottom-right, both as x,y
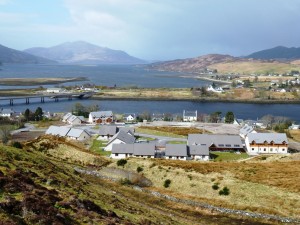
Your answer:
0,106 -> 293,162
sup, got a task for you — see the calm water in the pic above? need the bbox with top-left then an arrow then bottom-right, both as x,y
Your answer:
0,64 -> 208,88
0,64 -> 300,122
1,98 -> 300,122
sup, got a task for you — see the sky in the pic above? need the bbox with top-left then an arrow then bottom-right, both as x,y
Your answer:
1,0 -> 300,60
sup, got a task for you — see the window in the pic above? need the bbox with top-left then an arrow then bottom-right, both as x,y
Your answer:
264,148 -> 266,151
234,145 -> 240,147
282,148 -> 285,151
252,148 -> 255,151
201,144 -> 206,146
115,153 -> 118,156
225,144 -> 231,147
218,144 -> 224,147
270,148 -> 273,152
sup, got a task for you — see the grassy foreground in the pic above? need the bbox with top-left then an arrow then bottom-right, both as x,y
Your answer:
0,136 -> 271,224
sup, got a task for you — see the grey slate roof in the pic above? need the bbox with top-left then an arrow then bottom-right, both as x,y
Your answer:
133,143 -> 156,156
119,127 -> 135,135
90,111 -> 113,118
99,125 -> 118,136
247,133 -> 288,144
188,145 -> 209,156
67,128 -> 90,138
62,112 -> 72,121
188,134 -> 243,148
240,124 -> 254,136
67,115 -> 81,123
46,126 -> 71,137
112,144 -> 134,154
165,144 -> 188,157
107,130 -> 136,145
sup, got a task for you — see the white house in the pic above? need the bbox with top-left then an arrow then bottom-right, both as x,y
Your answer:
207,85 -> 224,93
289,124 -> 300,130
66,115 -> 83,125
188,134 -> 244,152
0,108 -> 15,118
111,144 -> 134,159
46,126 -> 90,141
111,143 -> 156,159
62,112 -> 72,122
66,128 -> 91,141
46,88 -> 64,93
104,130 -> 136,151
124,113 -> 136,122
88,111 -> 114,124
133,143 -> 156,158
183,110 -> 197,122
245,133 -> 288,155
97,125 -> 118,140
188,145 -> 210,161
46,126 -> 71,137
165,144 -> 188,160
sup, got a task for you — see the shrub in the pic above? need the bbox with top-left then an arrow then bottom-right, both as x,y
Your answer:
219,187 -> 230,195
119,178 -> 132,185
212,183 -> 219,190
187,174 -> 193,180
117,159 -> 127,167
136,166 -> 143,173
12,141 -> 22,149
164,179 -> 171,188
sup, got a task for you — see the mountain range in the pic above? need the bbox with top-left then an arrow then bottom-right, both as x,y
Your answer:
246,46 -> 300,60
0,44 -> 55,64
24,41 -> 145,64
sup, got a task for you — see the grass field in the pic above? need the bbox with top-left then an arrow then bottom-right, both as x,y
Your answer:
89,138 -> 111,156
136,126 -> 207,138
210,152 -> 249,161
289,130 -> 300,142
111,158 -> 300,219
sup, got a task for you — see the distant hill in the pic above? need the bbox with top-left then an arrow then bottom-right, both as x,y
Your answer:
24,41 -> 145,65
0,44 -> 56,64
149,54 -> 239,72
247,46 -> 300,60
149,53 -> 300,74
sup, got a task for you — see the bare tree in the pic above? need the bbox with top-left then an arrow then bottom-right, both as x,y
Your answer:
0,125 -> 12,145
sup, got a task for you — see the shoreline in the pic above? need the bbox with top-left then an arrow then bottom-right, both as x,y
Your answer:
90,96 -> 300,104
0,77 -> 88,86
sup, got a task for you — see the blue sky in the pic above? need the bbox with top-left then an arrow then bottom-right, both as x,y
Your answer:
1,0 -> 300,60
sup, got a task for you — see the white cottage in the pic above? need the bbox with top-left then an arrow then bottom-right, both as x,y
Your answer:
245,133 -> 288,155
104,130 -> 136,151
188,145 -> 210,161
183,110 -> 197,122
66,128 -> 91,141
88,111 -> 114,124
165,144 -> 188,160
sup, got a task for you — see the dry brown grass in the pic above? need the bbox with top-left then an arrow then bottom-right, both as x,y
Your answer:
210,61 -> 300,74
289,130 -> 300,142
23,135 -> 109,167
110,158 -> 300,218
139,126 -> 206,136
98,88 -> 195,99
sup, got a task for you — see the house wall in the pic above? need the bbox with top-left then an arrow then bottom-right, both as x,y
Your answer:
69,118 -> 81,125
192,155 -> 210,161
110,153 -> 127,159
133,155 -> 155,159
104,139 -> 124,151
166,156 -> 187,160
248,145 -> 288,154
183,116 -> 196,122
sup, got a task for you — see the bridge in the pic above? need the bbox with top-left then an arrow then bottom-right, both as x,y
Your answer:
0,92 -> 95,106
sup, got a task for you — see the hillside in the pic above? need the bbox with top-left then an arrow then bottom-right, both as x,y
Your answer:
247,46 -> 300,60
24,41 -> 145,65
149,54 -> 300,74
0,44 -> 56,64
0,134 -> 299,224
